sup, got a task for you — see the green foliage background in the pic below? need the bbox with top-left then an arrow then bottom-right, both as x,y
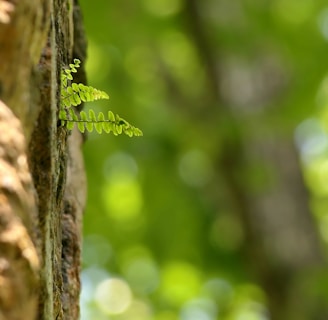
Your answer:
79,0 -> 328,319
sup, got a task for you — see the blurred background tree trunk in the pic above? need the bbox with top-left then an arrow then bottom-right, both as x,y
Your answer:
0,0 -> 86,319
184,1 -> 326,319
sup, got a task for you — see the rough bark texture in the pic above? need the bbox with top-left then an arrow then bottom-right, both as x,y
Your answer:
0,0 -> 86,319
0,101 -> 40,320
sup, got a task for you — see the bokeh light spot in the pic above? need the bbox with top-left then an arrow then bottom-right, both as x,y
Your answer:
95,278 -> 132,315
85,40 -> 111,83
159,31 -> 200,81
318,8 -> 328,41
142,0 -> 182,17
82,234 -> 112,267
209,214 -> 244,252
119,246 -> 159,294
102,173 -> 143,221
153,310 -> 178,320
202,278 -> 234,307
295,118 -> 328,162
103,152 -> 138,180
180,298 -> 217,320
178,149 -> 213,187
160,261 -> 203,306
81,266 -> 109,303
232,302 -> 269,320
123,257 -> 160,294
119,299 -> 153,320
272,0 -> 314,25
125,46 -> 157,83
305,159 -> 328,196
318,213 -> 328,243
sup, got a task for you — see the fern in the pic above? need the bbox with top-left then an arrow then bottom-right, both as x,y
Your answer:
59,59 -> 142,137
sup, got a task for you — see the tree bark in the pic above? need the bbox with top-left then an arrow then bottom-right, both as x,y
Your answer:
0,0 -> 86,319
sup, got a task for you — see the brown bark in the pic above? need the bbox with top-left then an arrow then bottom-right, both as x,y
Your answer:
0,0 -> 86,319
0,100 -> 39,320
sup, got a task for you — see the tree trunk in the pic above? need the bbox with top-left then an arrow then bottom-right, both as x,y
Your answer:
0,0 -> 86,319
183,1 -> 326,319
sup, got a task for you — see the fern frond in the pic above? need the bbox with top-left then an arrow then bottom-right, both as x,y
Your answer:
60,58 -> 142,137
61,58 -> 81,88
61,82 -> 109,108
60,109 -> 143,137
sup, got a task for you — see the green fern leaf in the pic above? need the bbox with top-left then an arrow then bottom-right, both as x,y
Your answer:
98,112 -> 105,122
84,91 -> 91,101
108,111 -> 115,122
60,58 -> 142,137
79,91 -> 87,102
109,113 -> 115,123
73,93 -> 81,105
69,108 -> 78,121
116,124 -> 123,135
102,121 -> 111,133
69,66 -> 77,73
67,121 -> 75,130
88,109 -> 96,122
77,122 -> 85,133
95,122 -> 103,134
66,86 -> 74,95
63,98 -> 71,108
59,109 -> 67,120
69,95 -> 77,106
125,128 -> 133,137
112,125 -> 118,136
72,83 -> 79,91
80,110 -> 88,121
134,128 -> 143,136
73,58 -> 80,66
86,122 -> 94,132
78,83 -> 85,90
62,77 -> 68,88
